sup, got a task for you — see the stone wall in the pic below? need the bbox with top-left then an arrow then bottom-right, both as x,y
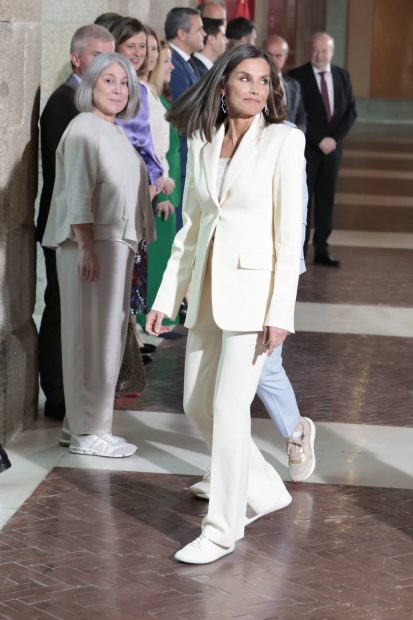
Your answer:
0,0 -> 42,443
41,0 -> 195,110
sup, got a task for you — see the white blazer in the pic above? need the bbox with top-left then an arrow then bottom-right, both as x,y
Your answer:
153,113 -> 305,333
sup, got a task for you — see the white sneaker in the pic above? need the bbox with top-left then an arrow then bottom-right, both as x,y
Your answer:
60,418 -> 128,450
189,468 -> 292,522
188,467 -> 211,499
69,433 -> 137,458
245,488 -> 292,526
174,534 -> 234,564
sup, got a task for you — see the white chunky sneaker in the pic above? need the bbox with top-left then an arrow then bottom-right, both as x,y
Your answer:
69,433 -> 137,458
60,418 -> 128,450
188,467 -> 211,499
174,534 -> 234,564
286,417 -> 316,482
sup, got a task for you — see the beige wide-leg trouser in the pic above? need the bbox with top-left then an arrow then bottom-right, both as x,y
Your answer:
56,240 -> 133,436
183,251 -> 288,548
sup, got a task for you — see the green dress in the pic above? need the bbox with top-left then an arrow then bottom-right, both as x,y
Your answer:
145,95 -> 181,325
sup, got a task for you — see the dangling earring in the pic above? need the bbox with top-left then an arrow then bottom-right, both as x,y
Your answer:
264,102 -> 269,115
221,92 -> 227,114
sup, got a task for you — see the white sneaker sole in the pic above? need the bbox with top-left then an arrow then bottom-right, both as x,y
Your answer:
68,446 -> 137,458
189,488 -> 210,500
174,544 -> 234,564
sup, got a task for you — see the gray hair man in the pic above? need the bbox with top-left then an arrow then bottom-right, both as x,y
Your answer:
263,34 -> 306,132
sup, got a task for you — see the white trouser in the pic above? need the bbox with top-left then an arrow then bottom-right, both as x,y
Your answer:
257,345 -> 301,438
56,240 -> 133,435
183,254 -> 289,547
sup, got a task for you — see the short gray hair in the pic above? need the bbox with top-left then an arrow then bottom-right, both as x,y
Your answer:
70,24 -> 114,55
165,7 -> 200,40
75,52 -> 140,120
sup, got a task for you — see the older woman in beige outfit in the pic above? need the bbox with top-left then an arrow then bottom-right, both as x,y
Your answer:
43,53 -> 155,457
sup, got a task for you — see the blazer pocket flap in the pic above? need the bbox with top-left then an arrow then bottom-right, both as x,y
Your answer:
239,253 -> 275,271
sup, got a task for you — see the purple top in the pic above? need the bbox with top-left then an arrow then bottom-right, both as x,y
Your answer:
116,82 -> 163,185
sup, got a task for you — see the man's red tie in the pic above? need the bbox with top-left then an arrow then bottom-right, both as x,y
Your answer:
319,71 -> 332,122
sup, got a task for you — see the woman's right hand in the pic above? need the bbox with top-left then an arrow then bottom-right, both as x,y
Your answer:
162,177 -> 175,196
146,309 -> 170,336
78,245 -> 99,282
79,245 -> 99,282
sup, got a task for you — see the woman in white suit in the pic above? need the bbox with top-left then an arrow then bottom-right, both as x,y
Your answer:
146,45 -> 305,564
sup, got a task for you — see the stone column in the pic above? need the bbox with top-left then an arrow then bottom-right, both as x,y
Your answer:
0,1 -> 41,442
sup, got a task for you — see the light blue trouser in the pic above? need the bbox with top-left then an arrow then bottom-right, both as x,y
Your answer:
256,345 -> 300,438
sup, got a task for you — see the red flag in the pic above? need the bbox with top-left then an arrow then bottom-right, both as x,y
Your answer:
235,0 -> 251,19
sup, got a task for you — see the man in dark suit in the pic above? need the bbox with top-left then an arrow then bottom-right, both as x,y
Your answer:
165,7 -> 205,229
290,32 -> 357,266
192,18 -> 228,78
37,25 -> 114,420
263,35 -> 306,133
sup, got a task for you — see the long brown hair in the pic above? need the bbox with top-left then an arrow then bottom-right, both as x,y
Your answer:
166,44 -> 286,141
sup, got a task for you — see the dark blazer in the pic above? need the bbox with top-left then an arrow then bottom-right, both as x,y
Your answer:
288,62 -> 357,150
190,55 -> 209,78
169,48 -> 199,103
169,48 -> 200,194
36,74 -> 79,241
283,75 -> 307,133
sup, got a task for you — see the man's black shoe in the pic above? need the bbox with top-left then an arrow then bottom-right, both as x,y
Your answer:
0,444 -> 11,473
44,401 -> 66,421
313,253 -> 341,268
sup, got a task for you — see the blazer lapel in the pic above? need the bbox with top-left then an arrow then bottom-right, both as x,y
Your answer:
305,64 -> 328,121
201,123 -> 226,208
331,65 -> 340,119
220,113 -> 264,201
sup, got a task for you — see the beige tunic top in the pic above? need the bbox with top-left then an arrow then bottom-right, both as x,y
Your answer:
42,112 -> 155,252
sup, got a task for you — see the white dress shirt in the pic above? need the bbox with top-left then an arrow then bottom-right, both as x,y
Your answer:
312,63 -> 334,115
169,42 -> 191,62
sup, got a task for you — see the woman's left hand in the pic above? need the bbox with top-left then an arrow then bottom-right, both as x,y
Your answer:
155,200 -> 175,220
263,326 -> 289,356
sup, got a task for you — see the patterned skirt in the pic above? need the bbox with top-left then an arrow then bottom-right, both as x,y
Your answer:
129,239 -> 147,315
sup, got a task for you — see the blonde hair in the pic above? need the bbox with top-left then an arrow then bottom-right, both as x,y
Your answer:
149,40 -> 171,96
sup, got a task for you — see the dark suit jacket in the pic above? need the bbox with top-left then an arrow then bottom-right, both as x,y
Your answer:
288,62 -> 357,151
190,55 -> 209,79
169,48 -> 200,181
36,74 -> 79,242
169,48 -> 199,103
283,75 -> 307,133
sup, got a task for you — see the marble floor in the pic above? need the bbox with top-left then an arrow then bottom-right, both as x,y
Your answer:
1,123 -> 412,619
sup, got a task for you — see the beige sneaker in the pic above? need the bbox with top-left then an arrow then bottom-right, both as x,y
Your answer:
286,417 -> 316,482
